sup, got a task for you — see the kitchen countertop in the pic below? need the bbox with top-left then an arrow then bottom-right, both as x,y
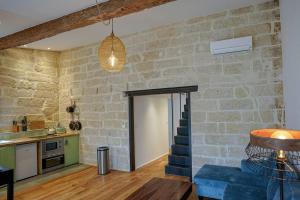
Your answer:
0,132 -> 79,147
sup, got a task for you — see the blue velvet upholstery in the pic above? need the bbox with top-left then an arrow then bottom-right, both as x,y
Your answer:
267,170 -> 300,200
223,184 -> 266,200
283,182 -> 300,200
194,164 -> 267,199
194,160 -> 300,200
267,179 -> 280,200
267,180 -> 300,200
241,159 -> 274,178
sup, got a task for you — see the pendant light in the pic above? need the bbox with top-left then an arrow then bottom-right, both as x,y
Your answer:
98,19 -> 126,72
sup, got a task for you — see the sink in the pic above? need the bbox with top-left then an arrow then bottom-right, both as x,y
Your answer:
0,140 -> 10,144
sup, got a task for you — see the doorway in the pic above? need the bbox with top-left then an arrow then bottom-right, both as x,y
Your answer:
134,94 -> 170,169
125,85 -> 198,178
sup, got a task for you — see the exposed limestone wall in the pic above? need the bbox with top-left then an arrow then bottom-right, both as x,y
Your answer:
58,0 -> 282,174
0,48 -> 59,129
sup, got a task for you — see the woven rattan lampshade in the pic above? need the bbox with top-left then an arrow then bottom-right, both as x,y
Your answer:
98,32 -> 126,72
249,129 -> 300,151
246,129 -> 300,200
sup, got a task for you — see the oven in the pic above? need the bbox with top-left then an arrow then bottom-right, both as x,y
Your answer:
42,138 -> 65,173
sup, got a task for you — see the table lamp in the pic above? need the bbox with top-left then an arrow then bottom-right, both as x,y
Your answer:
246,129 -> 300,200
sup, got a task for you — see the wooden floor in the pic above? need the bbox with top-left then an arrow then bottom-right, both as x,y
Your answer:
0,156 -> 198,200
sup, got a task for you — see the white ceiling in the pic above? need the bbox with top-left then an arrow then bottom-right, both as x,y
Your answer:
0,0 -> 269,51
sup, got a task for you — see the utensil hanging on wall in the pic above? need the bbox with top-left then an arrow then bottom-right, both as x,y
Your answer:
66,105 -> 75,113
74,106 -> 82,131
74,105 -> 80,116
66,100 -> 76,113
75,116 -> 82,131
69,120 -> 76,131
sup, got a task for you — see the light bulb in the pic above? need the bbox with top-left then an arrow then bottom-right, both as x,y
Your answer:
107,51 -> 118,67
271,130 -> 294,140
270,130 -> 293,160
277,150 -> 286,159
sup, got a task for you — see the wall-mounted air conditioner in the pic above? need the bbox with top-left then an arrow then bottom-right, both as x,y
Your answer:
210,36 -> 252,55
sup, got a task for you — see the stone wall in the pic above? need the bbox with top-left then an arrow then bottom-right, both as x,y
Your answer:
58,0 -> 282,174
0,48 -> 59,129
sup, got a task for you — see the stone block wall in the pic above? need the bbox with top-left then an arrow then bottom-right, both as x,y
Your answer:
0,48 -> 59,129
58,0 -> 282,174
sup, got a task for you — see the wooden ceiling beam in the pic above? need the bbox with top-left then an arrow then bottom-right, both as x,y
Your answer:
0,0 -> 175,50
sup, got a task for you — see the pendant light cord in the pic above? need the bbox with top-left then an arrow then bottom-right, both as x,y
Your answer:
96,0 -> 110,25
95,0 -> 116,56
111,18 -> 114,51
112,18 -> 114,34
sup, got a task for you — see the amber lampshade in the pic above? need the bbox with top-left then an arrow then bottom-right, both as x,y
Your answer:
249,129 -> 300,151
246,129 -> 300,200
246,128 -> 300,180
98,32 -> 126,73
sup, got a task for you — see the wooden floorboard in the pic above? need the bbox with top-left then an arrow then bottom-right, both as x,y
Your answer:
0,156 -> 199,200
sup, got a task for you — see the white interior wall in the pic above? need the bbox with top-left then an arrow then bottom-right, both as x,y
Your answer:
280,0 -> 300,129
168,94 -> 186,147
134,94 -> 169,169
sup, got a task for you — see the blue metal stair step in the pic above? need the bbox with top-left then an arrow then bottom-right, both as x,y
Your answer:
165,164 -> 191,177
182,111 -> 188,119
177,126 -> 188,136
171,144 -> 189,156
174,135 -> 189,145
184,104 -> 188,112
168,155 -> 190,167
179,119 -> 188,127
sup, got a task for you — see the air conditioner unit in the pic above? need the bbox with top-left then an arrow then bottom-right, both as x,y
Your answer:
210,36 -> 252,55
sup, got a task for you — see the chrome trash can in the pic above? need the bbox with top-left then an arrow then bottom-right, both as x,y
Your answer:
97,146 -> 110,175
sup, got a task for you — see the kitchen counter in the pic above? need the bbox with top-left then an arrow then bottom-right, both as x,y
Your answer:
0,132 -> 79,148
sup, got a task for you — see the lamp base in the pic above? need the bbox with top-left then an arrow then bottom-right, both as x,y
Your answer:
277,159 -> 285,200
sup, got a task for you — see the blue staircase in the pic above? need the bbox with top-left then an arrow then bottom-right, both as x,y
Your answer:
165,101 -> 191,177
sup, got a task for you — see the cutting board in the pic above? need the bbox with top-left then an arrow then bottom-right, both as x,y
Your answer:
29,121 -> 45,130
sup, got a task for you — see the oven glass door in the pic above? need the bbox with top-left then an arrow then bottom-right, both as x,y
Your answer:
45,141 -> 58,152
42,155 -> 64,169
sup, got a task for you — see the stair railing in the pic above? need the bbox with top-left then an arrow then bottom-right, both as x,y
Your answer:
186,92 -> 192,180
179,92 -> 182,115
170,93 -> 188,146
171,93 -> 174,145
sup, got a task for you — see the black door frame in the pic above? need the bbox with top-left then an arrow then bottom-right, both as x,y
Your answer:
124,85 -> 198,172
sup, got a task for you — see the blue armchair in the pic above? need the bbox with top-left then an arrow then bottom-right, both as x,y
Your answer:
194,159 -> 300,200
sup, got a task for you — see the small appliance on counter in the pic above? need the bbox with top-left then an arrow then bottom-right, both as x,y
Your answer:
42,138 -> 65,173
46,123 -> 67,136
55,127 -> 66,134
55,123 -> 67,134
47,128 -> 56,135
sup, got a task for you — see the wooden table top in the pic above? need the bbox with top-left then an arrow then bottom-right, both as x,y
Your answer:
125,177 -> 192,200
0,166 -> 8,173
0,166 -> 13,185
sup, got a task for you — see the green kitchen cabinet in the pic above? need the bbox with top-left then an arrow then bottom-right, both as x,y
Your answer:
64,135 -> 79,166
0,145 -> 16,170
